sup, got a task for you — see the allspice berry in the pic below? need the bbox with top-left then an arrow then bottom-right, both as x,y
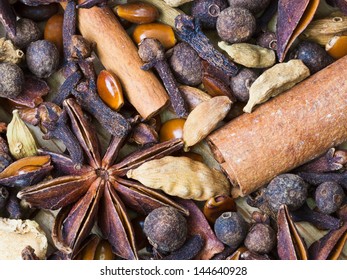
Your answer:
244,223 -> 276,254
216,7 -> 256,43
26,40 -> 59,78
291,41 -> 334,74
191,0 -> 229,29
7,18 -> 42,49
214,212 -> 248,247
264,174 -> 308,212
228,0 -> 271,14
144,207 -> 187,253
315,182 -> 345,214
230,68 -> 259,102
169,42 -> 202,86
0,62 -> 25,98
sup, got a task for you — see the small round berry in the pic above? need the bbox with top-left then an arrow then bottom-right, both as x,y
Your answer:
214,212 -> 248,247
144,207 -> 187,252
315,182 -> 345,214
244,223 -> 276,254
0,62 -> 25,98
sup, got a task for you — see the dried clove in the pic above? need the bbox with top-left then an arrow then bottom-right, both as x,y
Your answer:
174,14 -> 238,77
298,171 -> 347,190
291,203 -> 342,231
53,71 -> 82,105
138,38 -> 188,117
294,148 -> 347,173
21,245 -> 40,260
77,0 -> 107,9
162,235 -> 204,260
63,0 -> 77,61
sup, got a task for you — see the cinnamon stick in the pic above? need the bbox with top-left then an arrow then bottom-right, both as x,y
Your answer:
208,56 -> 347,198
74,3 -> 169,119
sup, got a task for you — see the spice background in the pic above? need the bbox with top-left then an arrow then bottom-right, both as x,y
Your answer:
0,0 -> 347,260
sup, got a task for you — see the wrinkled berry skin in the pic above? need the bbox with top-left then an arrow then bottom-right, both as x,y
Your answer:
228,0 -> 271,14
144,207 -> 187,253
244,223 -> 276,254
7,18 -> 42,49
192,0 -> 229,29
315,182 -> 345,214
264,174 -> 308,212
214,212 -> 248,247
230,68 -> 259,102
216,7 -> 256,43
26,40 -> 59,78
0,62 -> 25,98
291,41 -> 334,74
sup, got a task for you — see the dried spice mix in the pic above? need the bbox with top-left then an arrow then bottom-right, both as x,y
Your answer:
0,0 -> 346,260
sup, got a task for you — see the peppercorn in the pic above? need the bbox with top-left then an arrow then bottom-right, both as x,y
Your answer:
13,2 -> 59,22
7,18 -> 42,49
169,42 -> 202,86
244,223 -> 276,254
144,207 -> 187,253
26,40 -> 59,78
216,7 -> 256,43
315,181 -> 346,214
264,174 -> 308,212
191,0 -> 229,29
290,41 -> 335,74
256,31 -> 277,50
0,62 -> 25,98
230,68 -> 259,102
214,212 -> 248,247
228,0 -> 271,14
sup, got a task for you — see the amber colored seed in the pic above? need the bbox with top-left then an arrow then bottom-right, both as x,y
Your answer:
181,151 -> 204,162
203,195 -> 237,224
44,14 -> 64,54
202,74 -> 232,98
115,2 -> 159,24
133,23 -> 177,49
16,165 -> 41,176
326,36 -> 347,60
97,70 -> 124,111
159,118 -> 186,142
94,240 -> 114,260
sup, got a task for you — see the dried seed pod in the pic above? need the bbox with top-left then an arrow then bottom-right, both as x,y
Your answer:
244,59 -> 310,113
301,15 -> 347,46
291,41 -> 334,74
315,182 -> 345,214
264,174 -> 308,212
244,223 -> 276,254
230,68 -> 259,102
0,62 -> 24,98
218,42 -> 276,68
203,195 -> 237,223
7,18 -> 42,49
0,38 -> 24,64
228,0 -> 271,14
26,40 -> 59,78
179,85 -> 212,111
169,42 -> 202,86
114,2 -> 160,24
127,156 -> 230,201
216,7 -> 256,43
6,110 -> 38,160
191,0 -> 229,29
133,23 -> 176,49
183,96 -> 232,150
214,212 -> 248,247
144,207 -> 187,253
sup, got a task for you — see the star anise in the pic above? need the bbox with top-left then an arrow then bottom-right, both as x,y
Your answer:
18,98 -> 188,260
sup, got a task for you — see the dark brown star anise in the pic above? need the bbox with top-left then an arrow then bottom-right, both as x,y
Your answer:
18,98 -> 188,260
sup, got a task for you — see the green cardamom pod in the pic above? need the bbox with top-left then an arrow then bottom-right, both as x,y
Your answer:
6,110 -> 38,159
